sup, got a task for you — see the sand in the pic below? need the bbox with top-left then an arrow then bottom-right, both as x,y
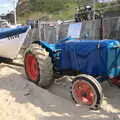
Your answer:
0,60 -> 120,120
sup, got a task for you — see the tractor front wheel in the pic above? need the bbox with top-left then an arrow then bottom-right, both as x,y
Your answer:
24,44 -> 53,88
71,74 -> 103,109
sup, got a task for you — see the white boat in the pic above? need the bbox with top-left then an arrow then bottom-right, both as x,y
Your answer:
0,25 -> 30,59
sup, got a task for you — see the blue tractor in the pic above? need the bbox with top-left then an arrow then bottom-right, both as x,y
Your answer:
24,22 -> 120,109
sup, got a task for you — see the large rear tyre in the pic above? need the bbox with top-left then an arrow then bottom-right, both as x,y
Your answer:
71,74 -> 103,109
24,44 -> 53,88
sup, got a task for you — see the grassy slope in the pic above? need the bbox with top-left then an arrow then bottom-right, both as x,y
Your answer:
17,0 -> 76,24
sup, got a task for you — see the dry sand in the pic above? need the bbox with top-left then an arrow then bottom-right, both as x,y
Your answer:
0,60 -> 120,120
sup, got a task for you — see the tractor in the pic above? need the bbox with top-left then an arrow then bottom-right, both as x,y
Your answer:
24,22 -> 120,109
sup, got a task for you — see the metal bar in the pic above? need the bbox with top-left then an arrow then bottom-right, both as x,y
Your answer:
93,0 -> 96,20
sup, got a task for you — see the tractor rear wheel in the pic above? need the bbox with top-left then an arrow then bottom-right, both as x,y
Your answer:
24,44 -> 53,88
71,74 -> 103,109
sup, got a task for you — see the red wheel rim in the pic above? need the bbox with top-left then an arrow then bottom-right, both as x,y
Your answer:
25,53 -> 39,81
111,77 -> 120,86
73,80 -> 95,105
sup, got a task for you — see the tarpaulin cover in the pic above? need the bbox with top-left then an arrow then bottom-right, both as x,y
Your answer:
0,26 -> 29,39
58,40 -> 120,77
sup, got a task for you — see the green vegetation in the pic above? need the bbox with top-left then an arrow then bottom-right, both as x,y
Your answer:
17,0 -> 120,24
17,0 -> 76,23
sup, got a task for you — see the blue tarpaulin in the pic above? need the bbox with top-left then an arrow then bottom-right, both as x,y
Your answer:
39,39 -> 120,78
58,40 -> 120,78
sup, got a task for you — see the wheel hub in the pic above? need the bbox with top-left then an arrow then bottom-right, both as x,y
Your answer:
81,92 -> 88,98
